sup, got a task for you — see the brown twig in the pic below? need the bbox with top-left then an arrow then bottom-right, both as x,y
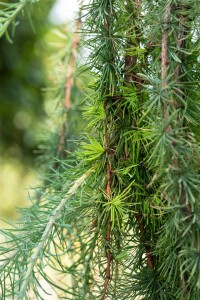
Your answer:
101,115 -> 112,300
101,3 -> 115,297
56,16 -> 82,159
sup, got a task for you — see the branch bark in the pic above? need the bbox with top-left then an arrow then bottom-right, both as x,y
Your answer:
101,112 -> 112,300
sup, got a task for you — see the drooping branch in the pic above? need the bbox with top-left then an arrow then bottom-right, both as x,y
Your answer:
124,1 -> 141,85
174,5 -> 187,95
174,5 -> 192,216
100,2 -> 119,297
18,168 -> 94,299
101,119 -> 112,300
56,15 -> 82,160
161,4 -> 191,212
35,16 -> 82,205
160,3 -> 194,295
161,5 -> 171,86
161,4 -> 172,124
125,0 -> 154,272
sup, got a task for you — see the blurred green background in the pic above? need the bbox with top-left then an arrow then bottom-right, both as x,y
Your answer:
0,0 -> 55,221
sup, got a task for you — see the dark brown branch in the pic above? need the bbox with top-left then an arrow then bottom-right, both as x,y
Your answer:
102,117 -> 112,300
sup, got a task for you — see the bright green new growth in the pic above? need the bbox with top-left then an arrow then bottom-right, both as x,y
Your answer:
0,0 -> 200,299
79,136 -> 105,161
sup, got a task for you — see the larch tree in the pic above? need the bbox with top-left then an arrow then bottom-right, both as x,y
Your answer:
0,1 -> 200,299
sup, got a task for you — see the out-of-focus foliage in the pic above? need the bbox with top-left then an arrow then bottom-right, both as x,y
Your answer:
34,23 -> 88,198
0,0 -> 55,162
0,157 -> 38,220
36,25 -> 86,168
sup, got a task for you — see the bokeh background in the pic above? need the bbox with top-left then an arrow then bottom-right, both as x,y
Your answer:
0,0 -> 80,222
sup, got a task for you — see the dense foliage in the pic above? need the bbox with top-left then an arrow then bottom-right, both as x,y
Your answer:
0,1 -> 200,299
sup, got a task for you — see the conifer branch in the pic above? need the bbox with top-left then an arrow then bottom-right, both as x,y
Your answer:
174,4 -> 192,294
18,168 -> 93,299
1,1 -> 200,299
102,121 -> 112,300
124,1 -> 140,85
161,4 -> 172,125
174,6 -> 187,86
56,14 -> 81,160
0,0 -> 34,38
159,3 -> 199,297
174,5 -> 191,216
161,5 -> 171,86
125,0 -> 154,272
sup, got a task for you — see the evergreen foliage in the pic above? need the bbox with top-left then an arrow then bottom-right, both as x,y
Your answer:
0,0 -> 200,299
0,0 -> 39,40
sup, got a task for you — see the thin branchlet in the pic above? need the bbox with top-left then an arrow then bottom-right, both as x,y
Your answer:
18,168 -> 93,299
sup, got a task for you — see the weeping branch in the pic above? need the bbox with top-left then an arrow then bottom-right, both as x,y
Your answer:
18,168 -> 93,299
125,0 -> 154,271
1,1 -> 200,299
56,15 -> 82,160
161,4 -> 171,124
101,119 -> 112,300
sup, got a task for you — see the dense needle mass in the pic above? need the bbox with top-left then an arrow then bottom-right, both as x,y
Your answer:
0,1 -> 200,299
